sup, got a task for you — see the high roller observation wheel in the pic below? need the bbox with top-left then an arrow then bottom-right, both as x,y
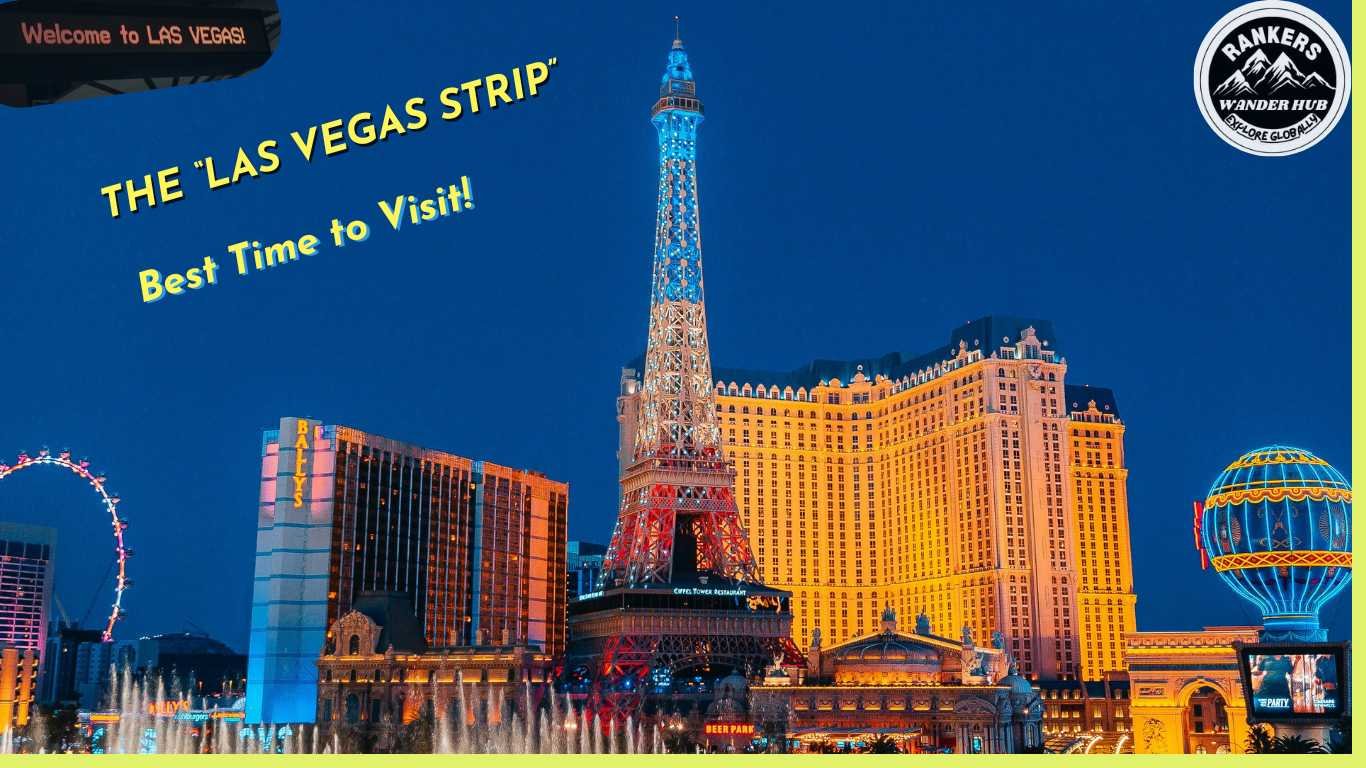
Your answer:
0,447 -> 128,641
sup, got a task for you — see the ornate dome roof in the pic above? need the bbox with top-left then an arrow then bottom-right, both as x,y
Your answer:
1004,674 -> 1033,694
713,672 -> 748,697
832,634 -> 940,665
707,672 -> 749,718
1000,661 -> 1035,699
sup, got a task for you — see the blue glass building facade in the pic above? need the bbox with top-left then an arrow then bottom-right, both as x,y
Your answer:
247,417 -> 333,725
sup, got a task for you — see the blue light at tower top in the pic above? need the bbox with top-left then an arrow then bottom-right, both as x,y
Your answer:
663,42 -> 694,84
652,20 -> 702,122
652,35 -> 703,123
662,15 -> 694,85
649,27 -> 705,307
1198,445 -> 1353,642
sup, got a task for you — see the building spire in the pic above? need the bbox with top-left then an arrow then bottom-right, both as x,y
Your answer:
658,20 -> 697,95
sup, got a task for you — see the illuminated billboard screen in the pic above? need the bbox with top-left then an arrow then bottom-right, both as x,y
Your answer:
1237,643 -> 1346,722
0,1 -> 277,105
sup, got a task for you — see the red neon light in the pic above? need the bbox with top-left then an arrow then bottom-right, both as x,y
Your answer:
1192,500 -> 1208,570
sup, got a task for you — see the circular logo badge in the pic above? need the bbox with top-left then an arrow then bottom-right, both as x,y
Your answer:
1194,2 -> 1350,156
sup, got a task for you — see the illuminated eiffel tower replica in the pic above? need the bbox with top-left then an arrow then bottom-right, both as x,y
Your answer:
566,25 -> 800,725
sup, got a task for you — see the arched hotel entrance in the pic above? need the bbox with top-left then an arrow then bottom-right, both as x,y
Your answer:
1125,628 -> 1257,754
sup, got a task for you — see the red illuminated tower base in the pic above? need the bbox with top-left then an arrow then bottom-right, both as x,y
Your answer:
567,443 -> 802,723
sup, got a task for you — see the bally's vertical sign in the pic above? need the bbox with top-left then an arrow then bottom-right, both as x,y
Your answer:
283,417 -> 316,510
293,419 -> 309,508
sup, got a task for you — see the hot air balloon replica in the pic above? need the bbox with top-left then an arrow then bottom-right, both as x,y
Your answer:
1196,445 -> 1352,642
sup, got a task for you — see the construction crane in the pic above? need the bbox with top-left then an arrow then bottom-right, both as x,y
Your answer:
54,594 -> 74,629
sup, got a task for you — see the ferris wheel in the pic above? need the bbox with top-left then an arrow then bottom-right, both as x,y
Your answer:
0,447 -> 129,641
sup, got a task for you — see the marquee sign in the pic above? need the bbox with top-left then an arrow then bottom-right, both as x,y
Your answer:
0,3 -> 273,83
672,587 -> 747,597
703,722 -> 755,736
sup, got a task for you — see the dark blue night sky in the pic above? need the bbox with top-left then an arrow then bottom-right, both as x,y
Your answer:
0,1 -> 1351,652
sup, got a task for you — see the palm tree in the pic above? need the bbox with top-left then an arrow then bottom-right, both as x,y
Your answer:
333,720 -> 379,754
862,734 -> 900,754
396,708 -> 434,754
1245,724 -> 1275,754
664,731 -> 698,754
1272,734 -> 1326,754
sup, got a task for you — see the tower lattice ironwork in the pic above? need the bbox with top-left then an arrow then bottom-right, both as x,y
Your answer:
566,29 -> 800,729
602,30 -> 759,589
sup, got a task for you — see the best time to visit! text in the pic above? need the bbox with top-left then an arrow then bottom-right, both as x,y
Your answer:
136,176 -> 474,303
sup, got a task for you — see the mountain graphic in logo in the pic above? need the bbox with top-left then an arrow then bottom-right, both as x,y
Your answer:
1213,48 -> 1336,97
1196,2 -> 1351,155
1242,48 -> 1272,79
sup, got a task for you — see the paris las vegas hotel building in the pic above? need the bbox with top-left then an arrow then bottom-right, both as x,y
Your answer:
619,316 -> 1136,683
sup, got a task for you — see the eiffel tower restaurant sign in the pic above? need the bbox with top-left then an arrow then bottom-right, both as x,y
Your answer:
1194,1 -> 1350,156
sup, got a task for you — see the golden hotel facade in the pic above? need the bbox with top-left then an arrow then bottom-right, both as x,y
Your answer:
619,316 -> 1135,682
